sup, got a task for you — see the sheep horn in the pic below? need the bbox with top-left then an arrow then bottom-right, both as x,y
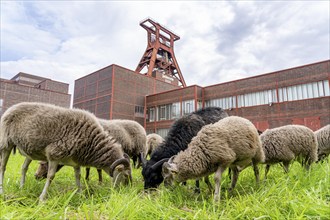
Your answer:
109,157 -> 130,177
140,152 -> 147,168
151,158 -> 170,170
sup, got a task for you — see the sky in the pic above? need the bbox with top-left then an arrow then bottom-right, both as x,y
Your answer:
1,1 -> 329,96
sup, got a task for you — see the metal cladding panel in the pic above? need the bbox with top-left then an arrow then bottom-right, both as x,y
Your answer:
111,65 -> 179,121
147,86 -> 199,106
204,61 -> 330,98
73,66 -> 113,119
0,80 -> 71,116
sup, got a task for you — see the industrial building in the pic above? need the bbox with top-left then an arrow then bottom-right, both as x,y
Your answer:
0,72 -> 71,116
73,64 -> 179,126
72,18 -> 329,138
146,60 -> 330,136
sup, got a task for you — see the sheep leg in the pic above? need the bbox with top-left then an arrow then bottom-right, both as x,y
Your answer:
229,166 -> 239,194
97,169 -> 103,183
85,167 -> 90,181
282,161 -> 290,173
74,166 -> 81,192
204,176 -> 213,193
39,161 -> 59,202
214,166 -> 226,201
264,164 -> 271,179
252,159 -> 260,185
194,180 -> 200,193
0,149 -> 12,194
20,158 -> 32,188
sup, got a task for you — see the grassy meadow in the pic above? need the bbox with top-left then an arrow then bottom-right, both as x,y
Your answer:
0,154 -> 329,220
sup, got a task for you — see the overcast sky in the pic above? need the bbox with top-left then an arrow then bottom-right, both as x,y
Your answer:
1,1 -> 329,95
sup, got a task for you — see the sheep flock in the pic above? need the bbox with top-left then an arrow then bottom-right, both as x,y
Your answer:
0,102 -> 328,202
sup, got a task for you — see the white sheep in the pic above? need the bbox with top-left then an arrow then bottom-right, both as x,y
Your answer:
0,102 -> 132,201
162,116 -> 264,201
314,124 -> 330,162
146,133 -> 164,156
260,124 -> 318,178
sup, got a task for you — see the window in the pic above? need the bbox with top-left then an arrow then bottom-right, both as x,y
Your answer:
148,107 -> 155,122
171,102 -> 180,119
135,105 -> 144,117
182,100 -> 194,115
324,80 -> 330,96
157,104 -> 173,121
156,129 -> 169,139
278,80 -> 330,103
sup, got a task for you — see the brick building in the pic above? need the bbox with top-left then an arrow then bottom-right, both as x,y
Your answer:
73,64 -> 180,125
146,60 -> 330,137
0,72 -> 71,116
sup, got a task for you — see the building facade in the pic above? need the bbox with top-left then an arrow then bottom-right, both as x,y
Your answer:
146,60 -> 330,137
0,72 -> 71,116
73,64 -> 180,126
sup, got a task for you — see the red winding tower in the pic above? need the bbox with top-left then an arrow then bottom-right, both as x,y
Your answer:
135,18 -> 186,87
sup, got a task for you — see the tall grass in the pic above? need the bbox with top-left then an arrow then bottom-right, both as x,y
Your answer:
1,154 -> 329,219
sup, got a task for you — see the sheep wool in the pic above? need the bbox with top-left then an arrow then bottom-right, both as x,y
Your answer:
315,124 -> 330,161
99,119 -> 147,167
162,116 -> 264,201
146,133 -> 164,156
260,124 -> 318,177
0,102 -> 131,201
142,107 -> 229,190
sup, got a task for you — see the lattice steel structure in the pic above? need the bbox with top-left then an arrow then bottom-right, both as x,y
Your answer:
135,18 -> 186,87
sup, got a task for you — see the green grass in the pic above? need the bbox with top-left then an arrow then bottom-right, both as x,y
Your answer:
1,154 -> 329,219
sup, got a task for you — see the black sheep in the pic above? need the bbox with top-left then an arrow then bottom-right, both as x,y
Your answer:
141,107 -> 228,189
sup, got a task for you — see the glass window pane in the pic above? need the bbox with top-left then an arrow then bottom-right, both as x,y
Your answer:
324,80 -> 330,96
302,84 -> 308,99
297,85 -> 302,100
307,83 -> 313,98
287,87 -> 293,101
312,82 -> 319,98
318,81 -> 325,97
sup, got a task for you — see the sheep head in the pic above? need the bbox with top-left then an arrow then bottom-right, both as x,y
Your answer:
162,156 -> 179,187
110,154 -> 132,187
35,161 -> 49,180
142,158 -> 169,190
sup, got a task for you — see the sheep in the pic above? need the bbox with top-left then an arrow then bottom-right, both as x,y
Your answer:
315,124 -> 330,162
0,102 -> 132,201
146,133 -> 164,156
34,118 -> 147,181
99,119 -> 147,168
162,116 -> 265,201
260,124 -> 318,178
141,106 -> 228,190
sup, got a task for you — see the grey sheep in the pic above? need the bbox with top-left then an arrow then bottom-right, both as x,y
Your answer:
146,133 -> 164,156
162,116 -> 264,201
99,119 -> 147,168
315,124 -> 330,162
34,118 -> 147,180
260,124 -> 318,178
0,102 -> 132,201
34,118 -> 146,182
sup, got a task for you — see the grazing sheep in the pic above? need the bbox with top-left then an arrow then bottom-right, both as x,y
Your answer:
315,124 -> 330,162
162,116 -> 264,201
260,124 -> 318,178
35,118 -> 147,181
141,107 -> 228,190
0,102 -> 132,201
99,119 -> 147,168
146,133 -> 164,156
